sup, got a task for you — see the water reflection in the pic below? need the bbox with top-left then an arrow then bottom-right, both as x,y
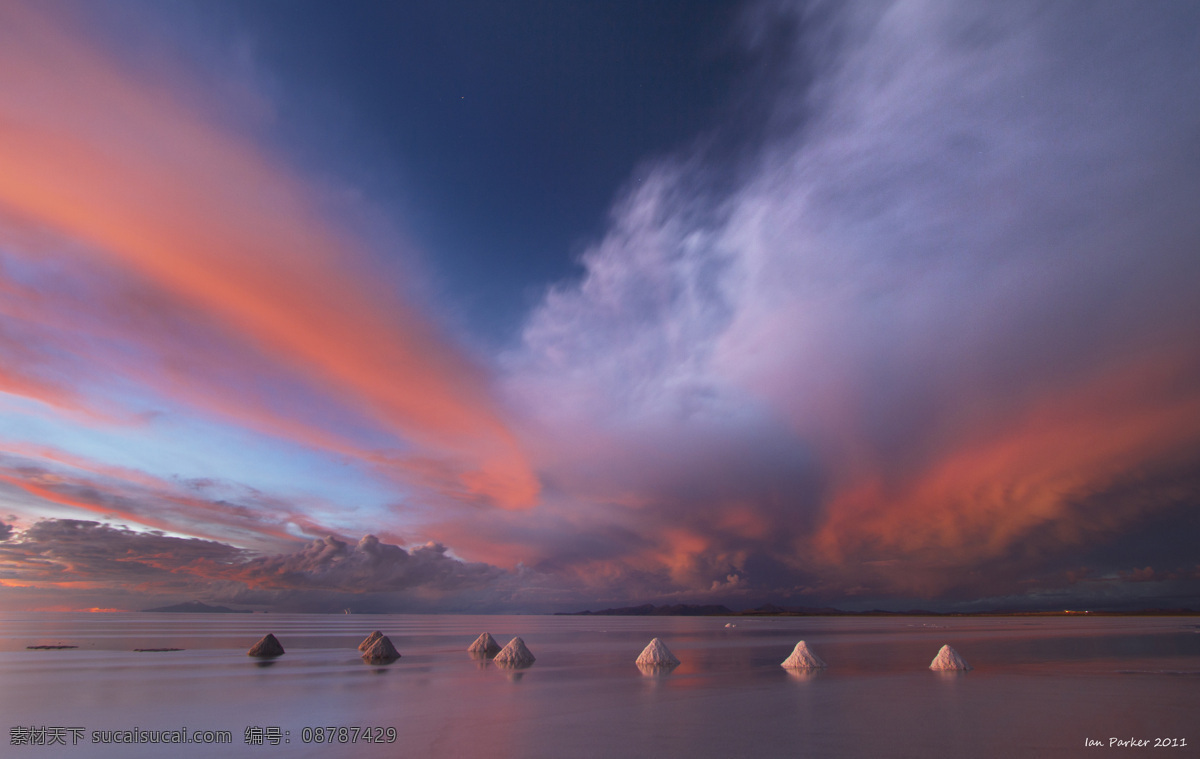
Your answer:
500,668 -> 526,682
783,667 -> 822,682
932,670 -> 968,681
636,661 -> 679,678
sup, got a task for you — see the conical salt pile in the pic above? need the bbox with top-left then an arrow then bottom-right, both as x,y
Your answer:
929,644 -> 971,671
361,635 -> 401,664
358,631 -> 383,652
635,638 -> 680,667
247,633 -> 285,658
780,640 -> 826,669
468,632 -> 502,656
493,637 -> 536,667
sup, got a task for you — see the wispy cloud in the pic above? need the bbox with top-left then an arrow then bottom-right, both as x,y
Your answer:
0,445 -> 337,552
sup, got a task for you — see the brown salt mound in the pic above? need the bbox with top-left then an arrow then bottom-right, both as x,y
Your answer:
361,635 -> 401,664
247,633 -> 285,658
358,631 -> 384,652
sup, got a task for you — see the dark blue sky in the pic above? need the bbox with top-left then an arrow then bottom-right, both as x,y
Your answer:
202,0 -> 758,341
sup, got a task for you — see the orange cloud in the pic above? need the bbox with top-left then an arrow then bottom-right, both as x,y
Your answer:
0,474 -> 179,534
811,354 -> 1200,594
0,2 -> 537,509
0,448 -> 310,550
0,442 -> 167,492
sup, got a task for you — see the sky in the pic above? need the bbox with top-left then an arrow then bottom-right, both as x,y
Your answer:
1,0 -> 1199,614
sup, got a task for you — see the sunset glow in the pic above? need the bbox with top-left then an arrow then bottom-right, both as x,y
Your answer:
2,0 -> 1197,613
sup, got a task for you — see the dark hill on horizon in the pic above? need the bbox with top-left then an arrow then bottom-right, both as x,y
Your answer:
142,601 -> 250,613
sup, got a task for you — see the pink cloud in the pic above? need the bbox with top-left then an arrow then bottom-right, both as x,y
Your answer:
0,1 -> 537,509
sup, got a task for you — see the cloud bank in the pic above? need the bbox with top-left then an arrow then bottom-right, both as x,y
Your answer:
0,519 -> 539,612
494,0 -> 1200,605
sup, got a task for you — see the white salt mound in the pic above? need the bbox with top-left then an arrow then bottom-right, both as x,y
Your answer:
929,644 -> 971,671
493,637 -> 536,667
635,638 -> 680,667
468,632 -> 501,656
358,630 -> 383,652
780,640 -> 826,669
361,635 -> 400,664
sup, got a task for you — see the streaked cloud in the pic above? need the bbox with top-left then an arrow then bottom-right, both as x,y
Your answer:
0,445 -> 334,553
0,0 -> 537,511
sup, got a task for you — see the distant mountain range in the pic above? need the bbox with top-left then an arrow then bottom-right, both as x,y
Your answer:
142,601 -> 250,613
564,603 -> 737,616
558,603 -> 920,616
560,603 -> 1200,617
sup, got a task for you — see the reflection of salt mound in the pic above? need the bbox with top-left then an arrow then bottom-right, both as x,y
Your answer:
929,644 -> 971,671
468,632 -> 502,657
493,637 -> 535,667
362,635 -> 401,664
247,634 -> 284,658
780,640 -> 826,669
635,638 -> 680,667
358,631 -> 383,652
636,661 -> 677,677
783,667 -> 820,682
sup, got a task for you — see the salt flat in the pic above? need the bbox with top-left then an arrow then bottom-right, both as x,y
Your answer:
2,613 -> 1196,758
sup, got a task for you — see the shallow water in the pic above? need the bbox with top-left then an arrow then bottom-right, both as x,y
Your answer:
2,613 -> 1197,758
